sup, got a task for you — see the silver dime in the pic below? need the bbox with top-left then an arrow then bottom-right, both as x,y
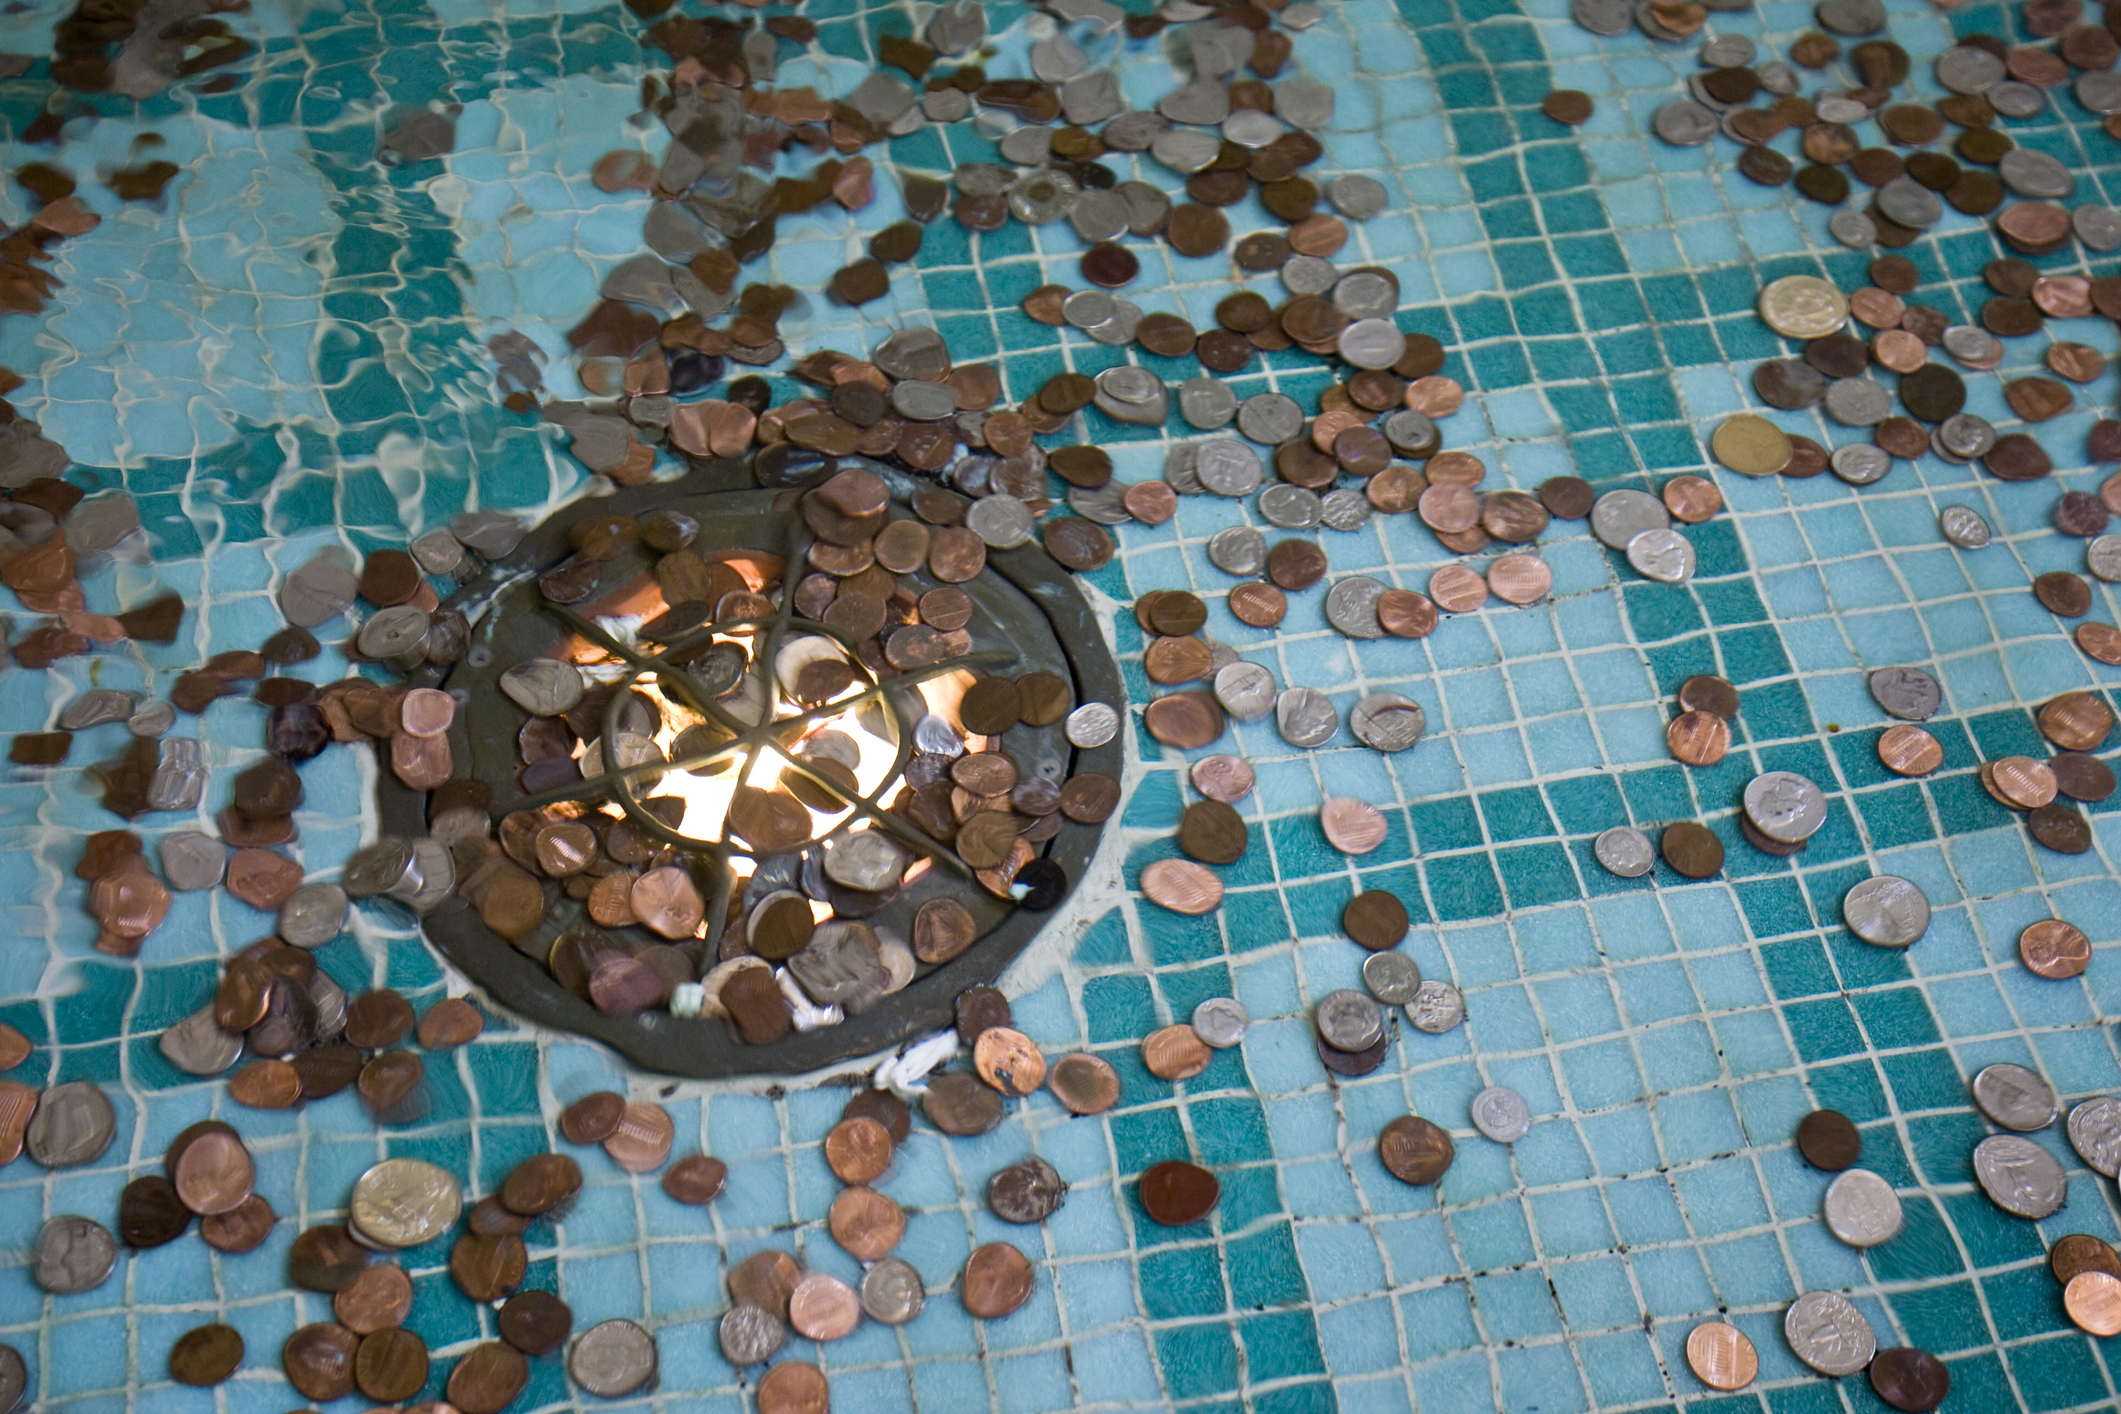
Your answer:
25,1081 -> 115,1168
1625,527 -> 1694,583
1972,1133 -> 2066,1219
1827,208 -> 1878,251
892,378 -> 957,422
59,688 -> 134,730
1987,81 -> 2047,120
1744,771 -> 1827,843
719,1304 -> 785,1366
967,495 -> 1034,548
2088,536 -> 2121,583
1939,505 -> 1991,550
1362,951 -> 1421,1005
127,699 -> 176,738
1151,127 -> 1223,174
0,1344 -> 24,1414
1325,577 -> 1387,638
1590,489 -> 1668,550
1030,30 -> 1088,83
1699,33 -> 1755,66
33,1216 -> 116,1294
1069,482 -> 1132,526
1784,1291 -> 1877,1378
1259,484 -> 1323,530
1062,290 -> 1115,329
1281,254 -> 1339,297
1384,409 -> 1438,455
1207,526 -> 1268,576
915,712 -> 966,757
1214,662 -> 1278,723
1594,825 -> 1655,878
1756,60 -> 1798,95
1572,0 -> 1631,33
160,830 -> 227,891
1937,44 -> 2006,94
875,327 -> 951,380
1868,666 -> 1940,721
1198,440 -> 1265,496
998,124 -> 1052,166
1192,997 -> 1250,1049
2075,204 -> 2121,252
279,881 -> 349,948
928,0 -> 985,52
1471,1086 -> 1531,1143
2066,1097 -> 2121,1177
1061,71 -> 1122,127
1998,147 -> 2073,198
1179,377 -> 1238,430
1338,318 -> 1407,370
1813,91 -> 1870,124
279,547 -> 359,626
1651,99 -> 1718,145
1275,76 -> 1334,129
1941,325 -> 2000,368
1841,876 -> 1930,948
1223,108 -> 1284,148
1970,1062 -> 2056,1132
1409,980 -> 1465,1034
1830,443 -> 1891,486
1104,112 -> 1171,153
1822,377 -> 1890,426
343,839 -> 417,898
499,658 -> 584,717
1936,413 -> 1996,460
1875,177 -> 1940,229
1316,989 -> 1385,1052
1334,272 -> 1399,320
1351,694 -> 1426,752
569,1319 -> 658,1398
1066,703 -> 1119,748
1320,489 -> 1372,532
1276,687 -> 1339,747
1236,393 -> 1304,445
1822,1168 -> 1902,1246
159,1004 -> 243,1076
1328,174 -> 1388,220
1160,74 -> 1230,126
2079,69 -> 2121,114
858,1256 -> 925,1325
1084,300 -> 1142,347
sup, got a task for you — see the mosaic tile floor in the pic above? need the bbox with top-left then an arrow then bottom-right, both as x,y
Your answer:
3,0 -> 2121,1409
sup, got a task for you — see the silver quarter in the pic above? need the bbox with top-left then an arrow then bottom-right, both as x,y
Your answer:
892,378 -> 958,422
997,124 -> 1052,166
1207,525 -> 1268,576
1276,688 -> 1340,748
1316,989 -> 1385,1052
160,830 -> 227,891
927,0 -> 985,52
861,1256 -> 926,1324
1363,951 -> 1422,1005
343,839 -> 416,898
1937,44 -> 2006,94
1572,0 -> 1631,34
1590,490 -> 1668,550
967,495 -> 1034,548
59,688 -> 134,730
159,1005 -> 243,1076
1409,980 -> 1465,1034
25,1081 -> 115,1168
1215,662 -> 1279,723
1320,489 -> 1372,532
279,547 -> 358,626
719,1304 -> 785,1365
1179,377 -> 1238,430
1103,112 -> 1170,154
1841,876 -> 1930,948
875,327 -> 950,381
1007,166 -> 1079,226
499,658 -> 584,717
2080,69 -> 2121,114
1061,71 -> 1122,127
1594,825 -> 1655,878
1995,83 -> 2052,119
1338,318 -> 1407,370
450,509 -> 526,559
1972,1133 -> 2066,1219
1236,393 -> 1304,446
1939,506 -> 1991,550
1119,181 -> 1173,238
1164,444 -> 1206,495
1816,0 -> 1884,32
280,882 -> 348,948
1325,577 -> 1387,638
1333,272 -> 1398,319
1259,485 -> 1323,531
1868,666 -> 1940,721
2088,536 -> 2121,583
1030,30 -> 1088,83
1700,33 -> 1755,66
1328,174 -> 1388,220
1151,127 -> 1222,174
410,526 -> 465,576
1941,325 -> 2000,368
825,831 -> 907,894
1198,440 -> 1265,497
1651,98 -> 1718,145
2066,1097 -> 2121,1177
1756,60 -> 1798,94
1065,703 -> 1119,748
569,1319 -> 658,1398
1281,254 -> 1340,297
1093,370 -> 1167,427
1822,377 -> 1890,426
1062,290 -> 1115,330
1471,1087 -> 1532,1143
1999,147 -> 2071,198
1830,443 -> 1891,486
1069,482 -> 1132,526
1223,108 -> 1284,148
2075,204 -> 2121,253
1936,413 -> 1996,461
1784,1291 -> 1877,1377
1192,998 -> 1250,1049
1970,1062 -> 2056,1133
146,737 -> 204,813
1160,74 -> 1230,126
916,712 -> 966,757
33,1216 -> 116,1294
1744,771 -> 1827,843
1350,694 -> 1425,752
1822,1168 -> 1902,1246
1625,527 -> 1695,583
1875,176 -> 1940,230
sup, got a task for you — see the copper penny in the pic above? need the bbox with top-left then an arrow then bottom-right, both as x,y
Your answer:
229,1058 -> 303,1109
825,1116 -> 893,1184
1404,376 -> 1463,416
1378,1115 -> 1454,1185
973,1026 -> 1046,1097
1429,565 -> 1487,613
1143,692 -> 1226,749
758,1359 -> 831,1414
1377,589 -> 1437,638
1872,328 -> 1925,373
0,1023 -> 30,1071
417,997 -> 483,1049
1675,675 -> 1738,720
500,1151 -> 583,1216
334,1261 -> 414,1334
1877,724 -> 1941,776
2078,622 -> 2121,665
2053,1234 -> 2121,1285
2035,571 -> 2091,618
2039,691 -> 2114,751
1541,89 -> 1593,124
169,1324 -> 245,1387
1992,755 -> 2059,808
1686,1322 -> 1759,1392
1141,858 -> 1224,914
1229,582 -> 1287,627
1661,822 -> 1724,878
2050,341 -> 2107,383
1796,1108 -> 1861,1170
1487,554 -> 1551,605
2019,919 -> 2091,979
282,1321 -> 360,1403
1321,797 -> 1388,854
1142,1024 -> 1211,1081
560,1091 -> 626,1145
1343,890 -> 1410,951
1178,799 -> 1248,865
451,1231 -> 528,1302
729,1250 -> 803,1319
289,1223 -> 372,1292
1190,754 -> 1255,804
662,1154 -> 728,1205
961,1242 -> 1035,1318
172,1128 -> 255,1215
448,1339 -> 530,1414
2053,752 -> 2117,802
788,1273 -> 861,1342
199,1193 -> 275,1254
498,1289 -> 574,1355
1661,475 -> 1722,523
1138,1160 -> 1220,1225
1123,480 -> 1177,524
1049,1053 -> 1120,1114
1666,710 -> 1731,767
829,1185 -> 906,1262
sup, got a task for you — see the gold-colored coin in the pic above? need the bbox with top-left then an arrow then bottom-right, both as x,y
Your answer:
2066,1270 -> 2121,1336
1684,1320 -> 1758,1391
1758,274 -> 1849,339
1711,414 -> 1793,477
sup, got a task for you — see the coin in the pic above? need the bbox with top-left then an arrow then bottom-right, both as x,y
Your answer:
351,1158 -> 462,1247
1666,709 -> 1730,766
719,1304 -> 786,1366
1379,1115 -> 1454,1185
1743,771 -> 1826,842
1876,725 -> 1941,776
1048,1053 -> 1120,1115
1797,1108 -> 1862,1171
1594,825 -> 1654,877
862,1256 -> 927,1325
2068,1096 -> 2121,1176
988,1156 -> 1067,1223
1823,1168 -> 1902,1245
2020,919 -> 2091,979
2056,1233 -> 2121,1284
757,1359 -> 829,1414
33,1215 -> 116,1293
1784,1290 -> 1877,1377
1190,994 -> 1246,1053
1972,1133 -> 2066,1218
1685,1321 -> 1757,1392
570,1319 -> 658,1397
1760,274 -> 1850,337
1143,1024 -> 1211,1081
25,1080 -> 113,1168
1660,821 -> 1723,878
1317,990 -> 1385,1052
1870,1347 -> 1950,1413
1320,797 -> 1387,853
2065,1271 -> 2121,1337
825,1115 -> 893,1184
2039,690 -> 2115,751
1138,1160 -> 1220,1224
335,1262 -> 414,1334
1711,414 -> 1793,475
1470,1087 -> 1531,1143
169,1324 -> 244,1387
924,1070 -> 1003,1136
962,1241 -> 1035,1317
1970,1061 -> 2056,1131
1841,876 -> 1929,947
1179,798 -> 1248,864
172,1128 -> 255,1216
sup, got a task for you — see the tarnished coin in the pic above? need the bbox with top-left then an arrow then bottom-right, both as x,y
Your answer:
1841,876 -> 1929,948
1362,951 -> 1421,1005
0,1345 -> 25,1414
1972,1133 -> 2066,1218
1784,1291 -> 1877,1377
33,1216 -> 117,1293
1349,694 -> 1425,752
1594,826 -> 1655,878
1939,505 -> 1991,549
1822,1168 -> 1903,1246
1868,666 -> 1941,721
861,1256 -> 926,1325
1711,414 -> 1792,476
1408,980 -> 1465,1034
1345,888 -> 1412,950
1470,1087 -> 1531,1143
350,1158 -> 462,1248
1317,989 -> 1385,1052
988,1156 -> 1067,1224
568,1319 -> 657,1398
25,1081 -> 114,1168
1760,274 -> 1850,338
2019,919 -> 2090,980
718,1305 -> 785,1366
2067,1096 -> 2121,1176
1378,1116 -> 1454,1185
1970,1062 -> 2056,1132
1275,688 -> 1339,748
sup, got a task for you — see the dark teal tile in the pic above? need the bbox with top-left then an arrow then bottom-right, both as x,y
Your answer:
1238,1311 -> 1325,1384
1422,853 -> 1503,921
1851,987 -> 1941,1048
1227,1222 -> 1308,1307
1140,1245 -> 1226,1319
1905,1114 -> 1986,1188
1156,1323 -> 1240,1399
1109,1106 -> 1185,1177
1886,1277 -> 1985,1352
1190,1097 -> 1271,1166
1807,1060 -> 1888,1122
1782,997 -> 1864,1061
1083,976 -> 1156,1044
1867,1196 -> 1965,1283
1760,937 -> 1836,1000
1880,1048 -> 1964,1113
